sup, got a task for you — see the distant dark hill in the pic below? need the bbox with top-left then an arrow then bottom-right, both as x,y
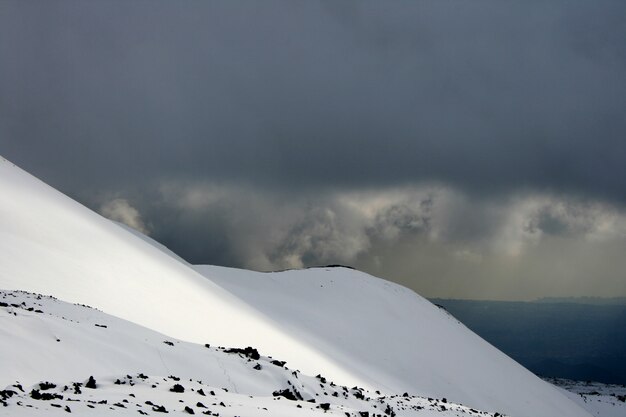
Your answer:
535,297 -> 626,305
430,299 -> 626,385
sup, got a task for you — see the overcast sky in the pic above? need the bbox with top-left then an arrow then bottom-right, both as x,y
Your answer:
2,1 -> 626,300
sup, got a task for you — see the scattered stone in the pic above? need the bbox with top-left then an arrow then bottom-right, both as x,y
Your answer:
170,384 -> 185,393
223,346 -> 260,360
38,382 -> 56,391
384,404 -> 396,416
30,389 -> 62,401
85,376 -> 97,389
272,389 -> 303,401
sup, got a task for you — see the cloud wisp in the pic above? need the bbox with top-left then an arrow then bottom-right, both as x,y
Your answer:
100,198 -> 149,235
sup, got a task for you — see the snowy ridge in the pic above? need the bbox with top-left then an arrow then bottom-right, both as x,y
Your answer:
0,156 -> 592,417
196,265 -> 592,417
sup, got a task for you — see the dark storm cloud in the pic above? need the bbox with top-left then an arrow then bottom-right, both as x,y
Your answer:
1,1 -> 626,201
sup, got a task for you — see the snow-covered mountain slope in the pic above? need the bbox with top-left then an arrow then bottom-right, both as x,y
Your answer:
196,265 -> 594,417
0,156 -> 591,417
0,157 -> 363,387
0,290 -> 501,417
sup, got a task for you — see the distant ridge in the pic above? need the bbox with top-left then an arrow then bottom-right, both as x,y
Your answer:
534,296 -> 626,305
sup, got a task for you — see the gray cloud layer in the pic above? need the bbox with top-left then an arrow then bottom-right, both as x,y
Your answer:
1,1 -> 626,299
2,1 -> 626,198
94,182 -> 626,299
